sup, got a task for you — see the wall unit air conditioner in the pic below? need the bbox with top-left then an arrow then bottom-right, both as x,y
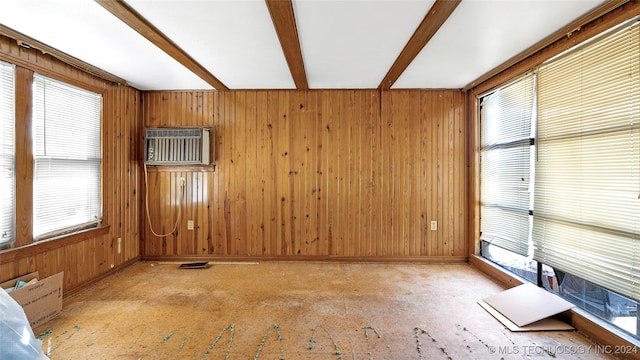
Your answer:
144,127 -> 212,165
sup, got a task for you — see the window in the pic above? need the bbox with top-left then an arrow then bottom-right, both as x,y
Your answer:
480,19 -> 640,339
533,19 -> 640,306
0,61 -> 15,248
32,74 -> 102,240
479,74 -> 535,257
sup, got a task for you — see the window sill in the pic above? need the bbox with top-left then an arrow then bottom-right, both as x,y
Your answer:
469,254 -> 640,351
0,225 -> 110,263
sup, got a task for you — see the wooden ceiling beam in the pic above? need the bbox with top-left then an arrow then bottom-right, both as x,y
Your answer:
95,0 -> 229,91
378,0 -> 461,90
265,0 -> 308,90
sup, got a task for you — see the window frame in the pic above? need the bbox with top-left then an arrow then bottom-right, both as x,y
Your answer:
0,62 -> 107,250
0,60 -> 16,250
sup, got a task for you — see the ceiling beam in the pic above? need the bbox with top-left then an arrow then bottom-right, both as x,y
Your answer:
265,0 -> 308,90
95,0 -> 229,91
378,0 -> 461,90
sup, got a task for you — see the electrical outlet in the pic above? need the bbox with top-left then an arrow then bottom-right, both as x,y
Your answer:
187,220 -> 194,230
117,237 -> 122,254
430,220 -> 438,231
180,177 -> 186,187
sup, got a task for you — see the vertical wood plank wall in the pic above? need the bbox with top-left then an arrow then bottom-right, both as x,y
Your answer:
0,35 -> 142,293
142,90 -> 467,260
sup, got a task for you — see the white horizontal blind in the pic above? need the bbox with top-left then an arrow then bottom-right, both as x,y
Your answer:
534,21 -> 640,302
32,74 -> 102,239
0,61 -> 15,247
480,74 -> 534,256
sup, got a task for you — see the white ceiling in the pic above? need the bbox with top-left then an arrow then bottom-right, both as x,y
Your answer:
0,0 -> 606,91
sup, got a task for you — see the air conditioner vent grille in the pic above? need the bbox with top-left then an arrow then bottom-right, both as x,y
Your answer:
144,127 -> 211,165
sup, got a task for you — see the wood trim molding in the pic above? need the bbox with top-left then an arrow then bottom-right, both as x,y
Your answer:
0,226 -> 110,264
96,0 -> 229,91
0,25 -> 127,85
465,0 -> 639,94
142,255 -> 469,263
0,38 -> 108,94
14,67 -> 33,248
378,0 -> 461,90
266,0 -> 308,90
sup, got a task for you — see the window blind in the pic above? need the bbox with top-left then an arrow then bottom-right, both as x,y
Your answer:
480,74 -> 535,256
32,74 -> 102,240
534,21 -> 640,302
0,61 -> 15,247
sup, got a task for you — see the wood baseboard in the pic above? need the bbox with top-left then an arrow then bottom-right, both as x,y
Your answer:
469,255 -> 640,359
141,255 -> 468,264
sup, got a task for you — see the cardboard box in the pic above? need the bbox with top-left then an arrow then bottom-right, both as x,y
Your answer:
1,271 -> 64,328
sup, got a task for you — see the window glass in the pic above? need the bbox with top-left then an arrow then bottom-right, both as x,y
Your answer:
32,74 -> 102,239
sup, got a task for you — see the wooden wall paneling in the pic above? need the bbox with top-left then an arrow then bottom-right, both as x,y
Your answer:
397,90 -> 407,256
408,90 -> 421,256
404,90 -> 415,256
368,91 -> 379,256
418,92 -> 428,256
209,92 -> 221,255
454,90 -> 467,256
265,91 -> 278,256
191,171 -> 201,255
139,89 -> 468,260
294,91 -> 306,255
444,90 -> 455,256
300,91 -> 311,255
275,91 -> 287,255
339,91 -> 350,256
235,91 -> 248,256
254,92 -> 266,255
350,91 -> 361,257
289,91 -> 302,255
222,90 -> 231,256
210,93 -> 221,254
342,90 -> 352,255
350,91 -> 360,256
378,91 -> 389,256
319,91 -> 328,255
436,92 -> 446,256
144,169 -> 155,256
360,92 -> 370,256
305,92 -> 317,255
425,92 -> 437,256
246,91 -> 259,256
220,91 -> 231,255
330,90 -> 338,256
406,90 -> 418,255
389,91 -> 400,256
116,86 -> 125,264
131,87 -> 142,261
310,91 -> 321,255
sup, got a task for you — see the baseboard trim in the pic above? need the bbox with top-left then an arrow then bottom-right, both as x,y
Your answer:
469,254 -> 640,359
141,255 -> 469,264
